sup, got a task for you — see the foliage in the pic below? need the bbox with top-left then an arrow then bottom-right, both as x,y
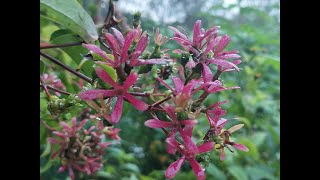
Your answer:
40,0 -> 279,179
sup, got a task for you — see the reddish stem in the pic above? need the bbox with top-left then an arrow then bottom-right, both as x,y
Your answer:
40,51 -> 92,83
40,42 -> 84,49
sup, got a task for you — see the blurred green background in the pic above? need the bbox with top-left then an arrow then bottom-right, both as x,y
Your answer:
40,0 -> 279,179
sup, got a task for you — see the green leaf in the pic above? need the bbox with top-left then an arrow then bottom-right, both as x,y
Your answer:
40,141 -> 51,158
251,131 -> 267,147
245,166 -> 277,180
40,59 -> 46,74
121,163 -> 140,173
228,166 -> 248,180
92,51 -> 117,88
206,164 -> 227,180
50,29 -> 73,41
95,171 -> 114,178
40,160 -> 53,174
51,33 -> 94,76
40,0 -> 98,43
237,137 -> 259,160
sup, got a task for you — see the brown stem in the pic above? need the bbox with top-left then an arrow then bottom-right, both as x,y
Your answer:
148,110 -> 169,136
203,128 -> 214,142
42,85 -> 71,96
40,77 -> 51,98
129,92 -> 150,97
115,66 -> 127,82
40,42 -> 84,49
40,120 -> 56,131
150,96 -> 172,109
40,51 -> 92,83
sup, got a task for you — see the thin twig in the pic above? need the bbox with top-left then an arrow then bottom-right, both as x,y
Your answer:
40,42 -> 84,49
40,120 -> 56,131
148,110 -> 169,136
41,85 -> 71,96
150,96 -> 172,108
40,77 -> 51,98
40,51 -> 92,83
129,92 -> 150,97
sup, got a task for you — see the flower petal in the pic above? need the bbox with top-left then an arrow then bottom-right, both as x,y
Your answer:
201,63 -> 213,83
215,34 -> 230,54
78,89 -> 116,100
172,76 -> 184,93
198,141 -> 214,154
124,93 -> 149,111
68,165 -> 75,180
180,120 -> 198,126
82,44 -> 114,65
207,100 -> 229,109
218,53 -> 241,59
181,125 -> 194,137
95,67 -> 120,88
193,20 -> 201,45
202,38 -> 216,57
58,165 -> 67,173
173,49 -> 183,54
166,131 -> 177,154
110,96 -> 123,124
198,26 -> 220,43
164,105 -> 177,121
232,143 -> 249,152
170,37 -> 192,46
188,158 -> 206,180
165,157 -> 186,179
168,26 -> 188,40
48,137 -> 59,144
157,77 -> 176,95
144,119 -> 173,128
207,59 -> 240,71
180,131 -> 198,153
228,124 -> 244,134
122,72 -> 138,90
104,33 -> 121,55
216,118 -> 228,135
120,30 -> 138,64
111,27 -> 124,47
131,31 -> 148,60
99,142 -> 112,148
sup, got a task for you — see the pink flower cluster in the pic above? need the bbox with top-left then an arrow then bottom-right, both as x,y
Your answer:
45,19 -> 248,180
41,73 -> 66,96
48,117 -> 119,180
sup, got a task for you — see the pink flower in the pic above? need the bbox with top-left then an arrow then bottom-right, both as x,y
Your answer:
96,121 -> 121,141
85,93 -> 112,120
165,128 -> 214,180
48,117 -> 110,180
205,100 -> 228,127
154,28 -> 168,46
217,123 -> 249,160
157,76 -> 197,109
144,105 -> 198,132
169,20 -> 241,73
78,67 -> 149,124
192,63 -> 240,94
83,28 -> 167,68
41,73 -> 66,96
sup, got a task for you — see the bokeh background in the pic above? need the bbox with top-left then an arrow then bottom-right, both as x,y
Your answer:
40,0 -> 279,179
